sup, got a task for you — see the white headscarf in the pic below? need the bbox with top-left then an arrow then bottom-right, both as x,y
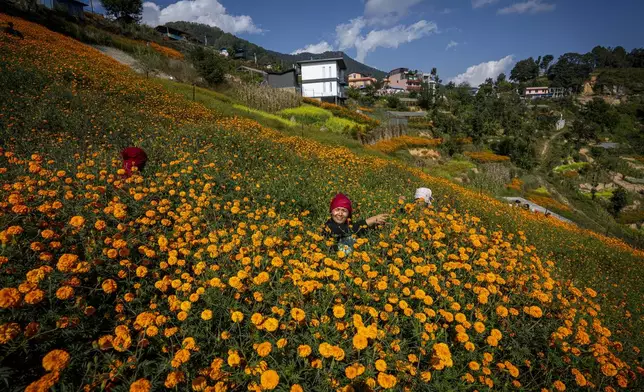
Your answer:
414,187 -> 433,205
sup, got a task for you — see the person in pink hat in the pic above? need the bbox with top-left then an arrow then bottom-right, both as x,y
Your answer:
323,193 -> 388,254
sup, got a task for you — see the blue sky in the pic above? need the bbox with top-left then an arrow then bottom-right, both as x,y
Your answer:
102,0 -> 643,85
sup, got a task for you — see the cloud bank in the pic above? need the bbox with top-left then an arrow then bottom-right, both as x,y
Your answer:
291,41 -> 334,55
498,0 -> 556,15
450,55 -> 515,86
142,0 -> 263,34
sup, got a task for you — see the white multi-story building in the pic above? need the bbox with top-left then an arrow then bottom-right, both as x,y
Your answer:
297,58 -> 347,103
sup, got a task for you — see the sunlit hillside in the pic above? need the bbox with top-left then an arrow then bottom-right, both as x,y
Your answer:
0,16 -> 642,392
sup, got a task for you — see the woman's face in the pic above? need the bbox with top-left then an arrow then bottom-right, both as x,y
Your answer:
331,207 -> 349,224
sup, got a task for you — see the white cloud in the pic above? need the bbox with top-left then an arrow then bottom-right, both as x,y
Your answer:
141,0 -> 262,34
472,0 -> 499,8
364,0 -> 424,25
336,18 -> 367,51
498,0 -> 556,15
353,20 -> 438,63
291,41 -> 334,55
445,40 -> 459,51
450,55 -> 515,86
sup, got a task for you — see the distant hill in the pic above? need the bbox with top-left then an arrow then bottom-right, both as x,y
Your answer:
165,21 -> 386,79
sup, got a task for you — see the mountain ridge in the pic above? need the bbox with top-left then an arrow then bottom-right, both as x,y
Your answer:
165,21 -> 387,79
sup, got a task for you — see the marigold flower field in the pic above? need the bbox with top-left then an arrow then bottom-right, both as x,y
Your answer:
1,16 -> 643,392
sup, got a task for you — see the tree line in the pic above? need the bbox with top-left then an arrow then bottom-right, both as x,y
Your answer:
510,46 -> 644,91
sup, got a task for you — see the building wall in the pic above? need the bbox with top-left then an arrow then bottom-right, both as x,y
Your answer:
387,73 -> 407,90
302,81 -> 340,98
266,72 -> 298,89
301,62 -> 338,81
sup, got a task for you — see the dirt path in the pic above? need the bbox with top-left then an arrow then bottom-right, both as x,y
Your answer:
541,129 -> 565,157
92,45 -> 173,80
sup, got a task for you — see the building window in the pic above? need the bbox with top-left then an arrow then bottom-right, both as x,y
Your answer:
330,82 -> 333,93
322,66 -> 326,78
323,82 -> 326,93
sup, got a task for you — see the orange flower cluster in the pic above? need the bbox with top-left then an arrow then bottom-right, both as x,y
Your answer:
527,194 -> 571,212
371,136 -> 442,154
148,42 -> 184,60
0,14 -> 642,392
464,151 -> 511,163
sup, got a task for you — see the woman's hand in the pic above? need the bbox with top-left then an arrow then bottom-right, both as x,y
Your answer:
366,213 -> 389,226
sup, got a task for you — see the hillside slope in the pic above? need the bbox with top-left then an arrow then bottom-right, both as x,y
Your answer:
0,16 -> 642,392
165,21 -> 387,78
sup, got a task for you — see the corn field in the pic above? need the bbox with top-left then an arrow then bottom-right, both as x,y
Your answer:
233,83 -> 302,113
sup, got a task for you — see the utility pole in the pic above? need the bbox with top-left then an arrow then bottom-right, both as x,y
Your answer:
204,35 -> 207,46
90,0 -> 94,13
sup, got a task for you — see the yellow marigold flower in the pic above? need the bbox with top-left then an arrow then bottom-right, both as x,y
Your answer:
263,317 -> 279,332
260,369 -> 279,390
377,372 -> 397,389
469,361 -> 480,371
172,349 -> 191,368
496,306 -> 508,318
291,308 -> 306,322
102,279 -> 117,294
256,342 -> 272,357
136,266 -> 148,278
421,371 -> 432,382
277,338 -> 287,349
192,376 -> 207,391
430,343 -> 453,370
553,380 -> 566,391
201,310 -> 213,320
69,216 -> 85,228
130,378 -> 151,392
290,385 -> 303,392
55,286 -> 74,300
42,349 -> 70,372
345,363 -> 365,379
333,305 -> 346,318
227,351 -> 241,367
297,345 -> 312,357
0,288 -> 21,308
231,311 -> 244,323
375,359 -> 387,372
352,334 -> 368,350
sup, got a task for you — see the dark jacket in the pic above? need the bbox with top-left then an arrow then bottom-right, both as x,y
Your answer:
323,218 -> 368,251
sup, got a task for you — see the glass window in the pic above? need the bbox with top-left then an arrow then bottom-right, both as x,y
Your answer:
323,82 -> 326,93
322,66 -> 326,78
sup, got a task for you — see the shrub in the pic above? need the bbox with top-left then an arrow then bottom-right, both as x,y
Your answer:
408,117 -> 434,130
324,117 -> 364,134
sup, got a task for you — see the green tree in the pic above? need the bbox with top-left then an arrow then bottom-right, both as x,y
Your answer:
189,47 -> 227,86
609,187 -> 628,217
548,53 -> 593,91
510,57 -> 539,83
386,95 -> 401,109
540,55 -> 554,74
101,0 -> 143,23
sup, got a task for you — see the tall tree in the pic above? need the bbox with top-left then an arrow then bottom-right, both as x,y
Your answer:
102,0 -> 143,23
548,53 -> 593,91
540,55 -> 554,74
609,187 -> 628,217
510,57 -> 539,83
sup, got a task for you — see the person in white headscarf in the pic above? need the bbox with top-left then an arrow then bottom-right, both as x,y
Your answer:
414,187 -> 434,206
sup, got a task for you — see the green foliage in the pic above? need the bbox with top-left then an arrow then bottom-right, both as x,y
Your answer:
548,52 -> 593,91
595,68 -> 644,94
232,83 -> 302,113
232,104 -> 297,127
101,0 -> 143,24
386,95 -> 401,109
610,187 -> 629,216
278,105 -> 332,125
323,116 -> 363,134
510,57 -> 539,83
189,46 -> 228,86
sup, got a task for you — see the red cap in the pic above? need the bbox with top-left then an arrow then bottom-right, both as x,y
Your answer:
121,147 -> 147,177
330,193 -> 352,215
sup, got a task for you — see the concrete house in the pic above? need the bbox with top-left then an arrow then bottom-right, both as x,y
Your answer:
383,68 -> 422,92
297,58 -> 347,103
348,73 -> 377,89
524,87 -> 565,99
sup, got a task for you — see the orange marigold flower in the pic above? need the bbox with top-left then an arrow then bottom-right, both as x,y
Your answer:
69,216 -> 85,228
553,380 -> 566,391
130,378 -> 151,392
256,341 -> 272,357
260,369 -> 279,390
377,372 -> 397,389
24,289 -> 45,305
297,345 -> 312,357
165,371 -> 185,388
352,334 -> 368,350
290,307 -> 306,322
201,310 -> 213,320
333,305 -> 346,318
0,322 -> 21,344
42,349 -> 70,372
55,286 -> 74,300
102,279 -> 117,294
231,311 -> 244,323
0,288 -> 21,308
